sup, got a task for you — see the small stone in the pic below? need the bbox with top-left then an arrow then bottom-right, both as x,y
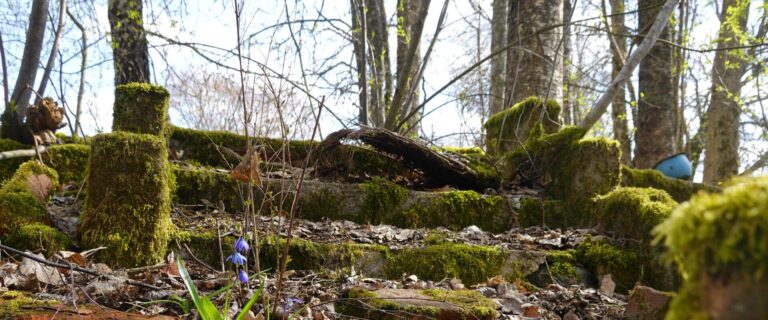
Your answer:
477,286 -> 497,297
449,278 -> 464,290
563,310 -> 579,320
623,285 -> 672,320
522,303 -> 540,317
598,274 -> 616,297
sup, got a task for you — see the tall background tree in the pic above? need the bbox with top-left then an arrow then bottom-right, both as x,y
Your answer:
703,0 -> 751,183
108,0 -> 150,84
1,0 -> 49,142
634,0 -> 676,168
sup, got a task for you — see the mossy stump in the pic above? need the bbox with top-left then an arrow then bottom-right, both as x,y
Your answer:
654,176 -> 768,319
79,132 -> 172,267
42,144 -> 90,183
113,83 -> 170,136
484,96 -> 561,155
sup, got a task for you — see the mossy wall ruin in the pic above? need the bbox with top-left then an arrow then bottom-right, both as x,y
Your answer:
113,83 -> 170,136
79,132 -> 172,267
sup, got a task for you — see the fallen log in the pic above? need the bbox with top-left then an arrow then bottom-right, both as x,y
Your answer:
0,146 -> 47,160
321,127 -> 491,190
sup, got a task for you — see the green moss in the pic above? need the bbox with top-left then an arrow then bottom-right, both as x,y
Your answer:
595,187 -> 677,250
0,291 -> 57,318
425,190 -> 508,232
385,243 -> 507,285
113,83 -> 170,136
654,176 -> 768,318
0,192 -> 49,234
484,96 -> 561,155
360,177 -> 409,224
297,186 -> 345,221
172,165 -> 241,211
42,144 -> 90,182
79,132 -> 172,267
171,230 -> 234,267
0,138 -> 29,182
620,166 -> 719,202
4,223 -> 72,253
504,126 -> 621,204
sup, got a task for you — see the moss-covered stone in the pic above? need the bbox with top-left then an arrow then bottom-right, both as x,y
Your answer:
620,166 -> 719,202
503,126 -> 621,204
0,161 -> 66,253
172,165 -> 241,211
0,138 -> 29,182
360,177 -> 409,224
595,187 -> 677,250
424,191 -> 509,232
574,238 -> 642,293
654,176 -> 768,319
340,288 -> 497,320
385,243 -> 508,285
113,83 -> 170,136
79,132 -> 172,267
4,223 -> 72,253
526,250 -> 583,287
484,96 -> 561,155
517,197 -> 585,228
42,144 -> 90,183
0,291 -> 57,318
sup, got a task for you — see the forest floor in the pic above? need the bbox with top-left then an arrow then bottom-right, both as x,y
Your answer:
0,194 -> 631,319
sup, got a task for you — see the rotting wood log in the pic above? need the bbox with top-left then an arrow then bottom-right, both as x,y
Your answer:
320,127 -> 489,190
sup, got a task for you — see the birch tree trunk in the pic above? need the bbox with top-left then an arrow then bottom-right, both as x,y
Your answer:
506,0 -> 564,106
108,0 -> 150,85
703,0 -> 750,184
489,0 -> 508,116
634,0 -> 676,168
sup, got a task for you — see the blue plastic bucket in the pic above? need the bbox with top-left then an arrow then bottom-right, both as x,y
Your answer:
653,153 -> 693,180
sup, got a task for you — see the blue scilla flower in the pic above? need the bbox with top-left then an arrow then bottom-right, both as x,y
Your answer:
237,269 -> 249,283
226,252 -> 247,265
234,237 -> 250,253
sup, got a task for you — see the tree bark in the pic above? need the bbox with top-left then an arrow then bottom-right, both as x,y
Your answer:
634,0 -> 676,168
350,0 -> 368,125
562,0 -> 573,125
703,0 -> 750,184
2,0 -> 49,142
394,0 -> 426,133
108,0 -> 150,85
506,0 -> 564,106
36,0 -> 66,102
360,0 -> 392,127
489,0 -> 508,116
608,0 -> 632,164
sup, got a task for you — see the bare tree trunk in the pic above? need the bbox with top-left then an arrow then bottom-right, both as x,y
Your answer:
0,31 -> 9,109
395,0 -> 426,134
36,0 -> 66,102
358,0 -> 392,127
506,0 -> 564,106
703,0 -> 750,184
68,7 -> 86,137
562,0 -> 573,125
386,0 -> 430,129
350,0 -> 368,125
108,0 -> 150,85
489,0 -> 508,116
607,0 -> 632,164
634,0 -> 676,168
2,0 -> 49,142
